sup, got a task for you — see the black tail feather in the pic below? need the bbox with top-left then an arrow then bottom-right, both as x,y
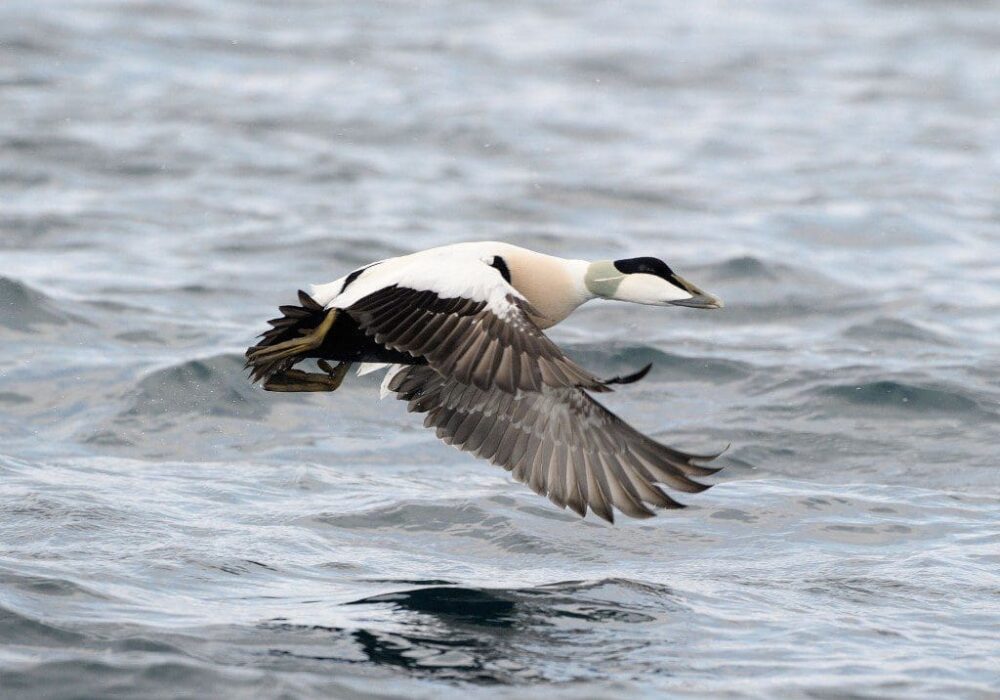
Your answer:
245,290 -> 328,383
298,289 -> 324,310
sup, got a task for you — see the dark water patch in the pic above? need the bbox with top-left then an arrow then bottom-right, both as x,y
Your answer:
531,577 -> 680,605
0,75 -> 51,88
5,491 -> 147,545
349,587 -> 519,628
813,521 -> 915,546
207,558 -> 280,577
710,507 -> 758,523
110,636 -> 189,655
361,579 -> 457,587
81,430 -> 135,447
686,255 -> 861,325
258,616 -> 525,682
93,353 -> 314,457
335,580 -> 672,682
2,135 -> 91,155
817,380 -> 992,417
0,605 -> 87,647
0,572 -> 103,600
113,329 -> 169,345
0,391 -> 32,405
125,353 -> 269,419
318,502 -> 563,556
565,51 -> 752,94
0,658 -> 306,700
540,183 -> 710,212
316,502 -> 489,532
0,168 -> 50,187
843,317 -> 953,346
800,575 -> 951,609
349,579 -> 677,628
349,628 -> 507,681
1,213 -> 94,242
0,277 -> 75,332
709,255 -> 782,280
711,298 -> 877,325
110,0 -> 208,21
539,118 -> 626,144
699,254 -> 846,289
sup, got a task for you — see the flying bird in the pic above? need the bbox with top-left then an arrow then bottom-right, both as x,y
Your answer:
245,242 -> 725,522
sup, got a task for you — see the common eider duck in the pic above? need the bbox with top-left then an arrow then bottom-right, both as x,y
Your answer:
245,242 -> 725,522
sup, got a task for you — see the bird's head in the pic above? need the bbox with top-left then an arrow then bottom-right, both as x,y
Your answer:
584,257 -> 723,309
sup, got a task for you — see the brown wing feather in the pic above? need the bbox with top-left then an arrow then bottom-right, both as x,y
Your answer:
387,365 -> 722,522
346,285 -> 607,394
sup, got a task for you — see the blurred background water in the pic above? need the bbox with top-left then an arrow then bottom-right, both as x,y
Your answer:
1,0 -> 999,697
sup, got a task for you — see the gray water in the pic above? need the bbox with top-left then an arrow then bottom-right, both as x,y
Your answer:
1,0 -> 999,697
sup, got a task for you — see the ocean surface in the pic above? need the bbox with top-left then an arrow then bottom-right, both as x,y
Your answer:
1,0 -> 999,697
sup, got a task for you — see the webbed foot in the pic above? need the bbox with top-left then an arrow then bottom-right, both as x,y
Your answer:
262,359 -> 351,393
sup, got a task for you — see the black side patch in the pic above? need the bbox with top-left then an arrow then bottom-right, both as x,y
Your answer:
489,255 -> 512,284
340,267 -> 366,294
340,261 -> 385,294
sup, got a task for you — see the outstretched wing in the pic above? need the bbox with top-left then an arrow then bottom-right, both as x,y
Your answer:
341,263 -> 607,394
387,364 -> 722,522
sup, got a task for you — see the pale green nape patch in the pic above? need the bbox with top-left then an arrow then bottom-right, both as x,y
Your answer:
584,260 -> 625,298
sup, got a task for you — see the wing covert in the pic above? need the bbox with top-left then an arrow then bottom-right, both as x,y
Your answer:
346,283 -> 607,394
